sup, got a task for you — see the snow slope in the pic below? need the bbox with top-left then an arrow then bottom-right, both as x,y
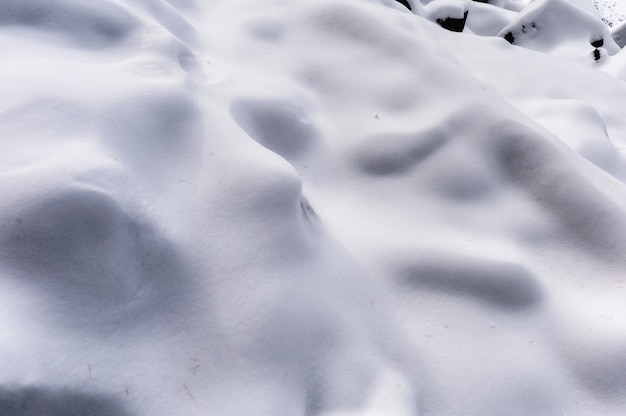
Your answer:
2,0 -> 626,415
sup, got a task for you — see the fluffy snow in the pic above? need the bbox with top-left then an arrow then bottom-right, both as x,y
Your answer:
2,0 -> 626,415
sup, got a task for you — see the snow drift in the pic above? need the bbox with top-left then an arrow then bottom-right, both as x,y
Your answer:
2,0 -> 626,415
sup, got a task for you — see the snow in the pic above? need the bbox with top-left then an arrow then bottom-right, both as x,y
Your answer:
595,0 -> 626,26
2,0 -> 626,415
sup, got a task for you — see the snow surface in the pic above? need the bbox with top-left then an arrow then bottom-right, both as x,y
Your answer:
595,0 -> 626,26
2,0 -> 626,415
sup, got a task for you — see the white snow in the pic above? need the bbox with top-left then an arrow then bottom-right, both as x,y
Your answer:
595,0 -> 626,26
2,0 -> 626,415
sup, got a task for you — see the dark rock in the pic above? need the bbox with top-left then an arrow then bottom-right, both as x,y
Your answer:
436,10 -> 468,33
593,48 -> 601,61
591,38 -> 604,48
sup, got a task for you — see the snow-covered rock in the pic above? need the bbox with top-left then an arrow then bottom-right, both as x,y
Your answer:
498,0 -> 619,60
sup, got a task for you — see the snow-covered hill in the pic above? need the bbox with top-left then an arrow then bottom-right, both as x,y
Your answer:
2,0 -> 626,415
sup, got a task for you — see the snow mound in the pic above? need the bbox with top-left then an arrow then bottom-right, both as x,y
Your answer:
498,0 -> 619,60
3,0 -> 626,415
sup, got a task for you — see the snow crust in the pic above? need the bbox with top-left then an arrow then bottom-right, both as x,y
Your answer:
2,0 -> 626,415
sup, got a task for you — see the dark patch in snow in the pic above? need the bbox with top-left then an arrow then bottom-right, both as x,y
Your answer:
436,11 -> 469,33
504,31 -> 515,44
